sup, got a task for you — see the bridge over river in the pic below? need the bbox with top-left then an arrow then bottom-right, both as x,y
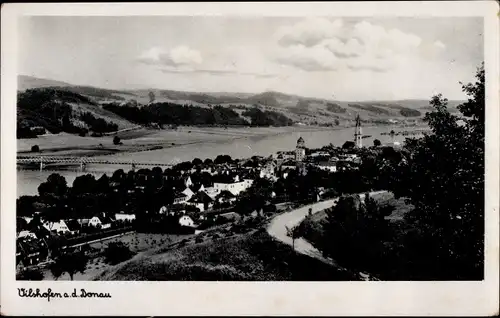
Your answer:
17,155 -> 174,171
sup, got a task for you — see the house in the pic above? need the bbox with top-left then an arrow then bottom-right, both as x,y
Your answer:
213,179 -> 251,196
42,220 -> 70,234
243,178 -> 254,188
178,215 -> 196,227
115,213 -> 136,222
187,191 -> 214,212
65,219 -> 81,235
78,218 -> 90,227
250,208 -> 264,218
100,215 -> 114,229
21,217 -> 33,224
17,238 -> 47,266
281,160 -> 297,170
216,190 -> 237,204
159,206 -> 168,214
276,151 -> 295,160
17,230 -> 37,240
182,187 -> 195,200
259,161 -> 277,179
89,216 -> 102,228
315,161 -> 337,173
173,192 -> 188,204
184,176 -> 193,188
190,183 -> 205,193
310,151 -> 331,158
168,204 -> 186,215
204,186 -> 221,200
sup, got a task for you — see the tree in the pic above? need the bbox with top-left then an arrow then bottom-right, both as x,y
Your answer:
72,174 -> 97,195
192,158 -> 203,166
111,169 -> 126,182
16,217 -> 29,233
96,174 -> 111,193
31,145 -> 40,152
16,195 -> 37,217
373,139 -> 381,147
214,154 -> 232,165
286,225 -> 301,251
204,158 -> 213,165
16,268 -> 44,281
103,242 -> 136,265
148,91 -> 156,104
342,141 -> 355,150
38,173 -> 67,197
50,252 -> 88,281
113,136 -> 121,145
390,63 -> 485,279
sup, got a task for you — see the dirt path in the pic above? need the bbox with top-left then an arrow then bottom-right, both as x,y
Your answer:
267,191 -> 387,280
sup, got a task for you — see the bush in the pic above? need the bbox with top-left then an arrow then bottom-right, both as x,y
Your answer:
103,242 -> 136,265
16,268 -> 44,281
195,236 -> 204,243
31,145 -> 40,152
113,136 -> 121,145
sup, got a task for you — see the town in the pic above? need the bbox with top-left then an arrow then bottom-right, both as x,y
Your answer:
16,116 -> 401,279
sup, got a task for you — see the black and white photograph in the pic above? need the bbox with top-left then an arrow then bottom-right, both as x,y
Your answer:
1,2 -> 498,316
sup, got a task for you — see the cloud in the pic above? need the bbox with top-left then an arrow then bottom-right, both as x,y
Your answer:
160,68 -> 278,78
434,40 -> 446,50
274,44 -> 340,72
275,17 -> 344,47
272,18 -> 423,73
137,45 -> 202,67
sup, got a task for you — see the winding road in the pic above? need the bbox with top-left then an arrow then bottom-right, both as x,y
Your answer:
267,191 -> 386,280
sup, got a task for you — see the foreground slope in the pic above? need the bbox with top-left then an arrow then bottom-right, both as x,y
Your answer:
94,228 -> 357,281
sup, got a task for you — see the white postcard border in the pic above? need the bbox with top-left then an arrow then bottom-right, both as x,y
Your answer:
1,2 -> 498,316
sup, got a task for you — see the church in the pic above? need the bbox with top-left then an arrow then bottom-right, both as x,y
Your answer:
295,136 -> 306,161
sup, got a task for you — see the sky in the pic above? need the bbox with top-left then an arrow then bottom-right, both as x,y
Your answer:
18,16 -> 483,101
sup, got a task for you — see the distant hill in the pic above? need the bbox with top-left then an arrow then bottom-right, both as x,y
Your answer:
16,87 -> 136,138
18,75 -> 73,91
17,75 -> 466,129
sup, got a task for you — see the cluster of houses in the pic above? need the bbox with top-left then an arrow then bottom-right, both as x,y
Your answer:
16,211 -> 137,267
17,136 -> 366,268
276,137 -> 361,174
170,173 -> 255,212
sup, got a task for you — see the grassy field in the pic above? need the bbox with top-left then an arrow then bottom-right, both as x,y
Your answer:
41,232 -> 190,281
93,227 -> 357,281
17,125 -> 334,157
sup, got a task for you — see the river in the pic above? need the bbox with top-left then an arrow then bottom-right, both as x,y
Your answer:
17,125 -> 421,197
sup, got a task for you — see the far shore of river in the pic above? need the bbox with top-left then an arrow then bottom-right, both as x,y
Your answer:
17,125 -> 348,158
17,123 -> 426,159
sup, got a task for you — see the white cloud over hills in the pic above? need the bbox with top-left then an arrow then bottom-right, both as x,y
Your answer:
272,18 -> 424,73
137,45 -> 203,67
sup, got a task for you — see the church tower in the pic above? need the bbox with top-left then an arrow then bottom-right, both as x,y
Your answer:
295,136 -> 306,162
354,114 -> 362,148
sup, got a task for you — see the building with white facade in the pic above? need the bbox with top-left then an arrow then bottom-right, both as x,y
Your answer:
178,215 -> 195,227
213,180 -> 249,196
115,213 -> 136,222
42,220 -> 70,234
